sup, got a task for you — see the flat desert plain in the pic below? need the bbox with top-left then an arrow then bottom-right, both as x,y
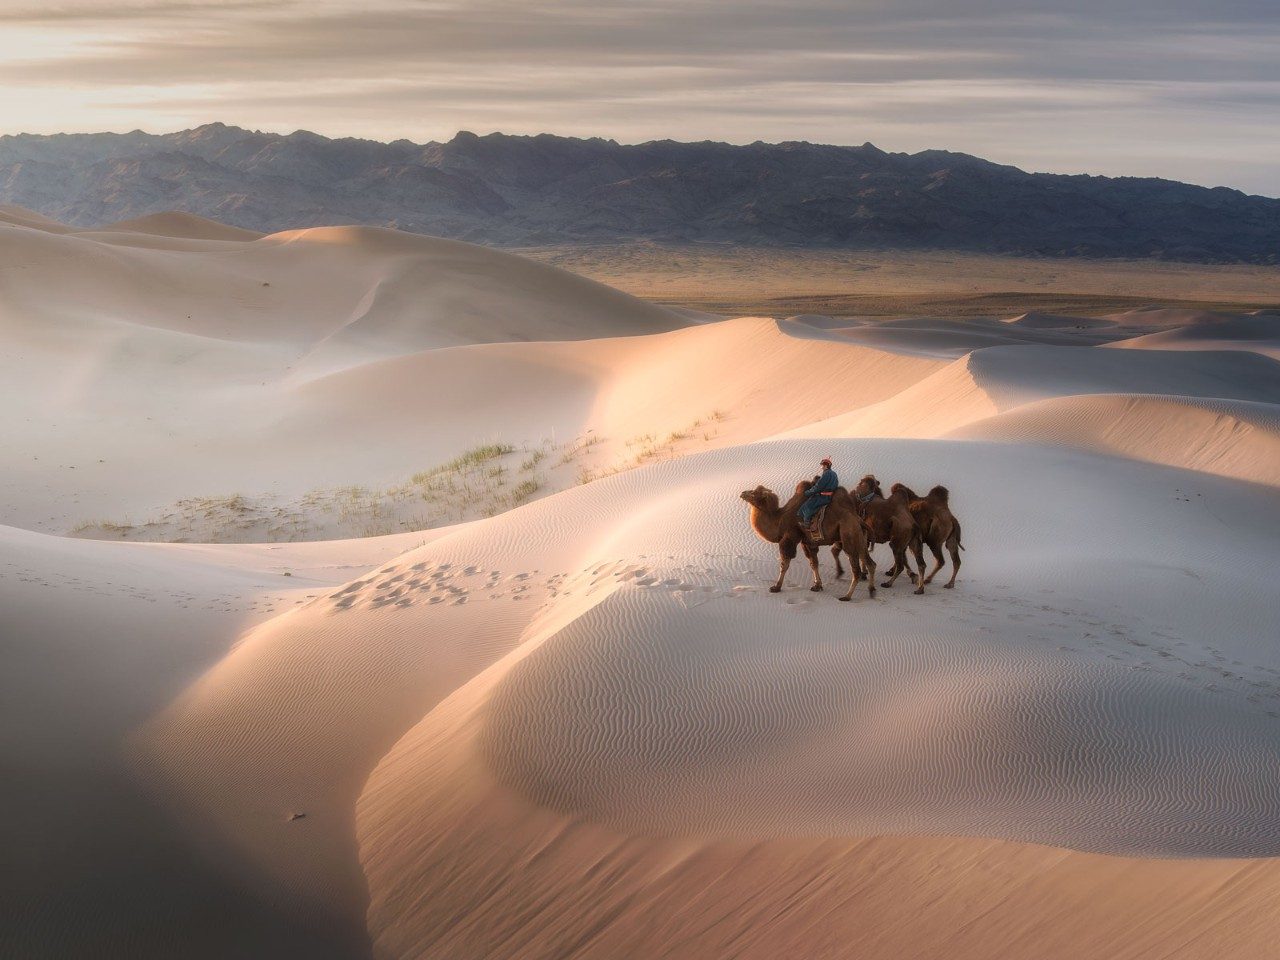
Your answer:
3,205 -> 1280,959
522,243 -> 1280,318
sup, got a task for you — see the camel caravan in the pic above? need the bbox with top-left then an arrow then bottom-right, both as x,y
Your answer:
740,457 -> 964,601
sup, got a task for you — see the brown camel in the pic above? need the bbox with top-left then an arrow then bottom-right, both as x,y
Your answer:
890,483 -> 964,588
840,474 -> 925,593
740,482 -> 876,601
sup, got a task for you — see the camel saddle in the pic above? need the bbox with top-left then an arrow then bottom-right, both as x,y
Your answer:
802,506 -> 830,543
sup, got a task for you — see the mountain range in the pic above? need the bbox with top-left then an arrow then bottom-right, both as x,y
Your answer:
2,123 -> 1277,262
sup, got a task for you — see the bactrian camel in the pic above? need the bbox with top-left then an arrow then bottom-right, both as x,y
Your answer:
890,483 -> 964,588
842,474 -> 925,593
740,482 -> 876,601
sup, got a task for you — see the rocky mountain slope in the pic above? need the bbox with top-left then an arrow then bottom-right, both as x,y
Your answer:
3,123 -> 1277,261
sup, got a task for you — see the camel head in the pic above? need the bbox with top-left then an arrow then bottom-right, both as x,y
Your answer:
855,474 -> 883,501
740,485 -> 779,510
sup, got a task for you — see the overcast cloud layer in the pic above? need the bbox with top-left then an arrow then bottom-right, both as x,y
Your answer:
1,0 -> 1277,195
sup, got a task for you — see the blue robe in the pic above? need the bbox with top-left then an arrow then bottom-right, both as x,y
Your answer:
799,467 -> 838,522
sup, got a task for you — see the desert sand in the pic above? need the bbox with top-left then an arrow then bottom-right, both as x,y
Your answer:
2,207 -> 1280,958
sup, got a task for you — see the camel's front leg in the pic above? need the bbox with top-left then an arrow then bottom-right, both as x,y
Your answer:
803,542 -> 824,592
841,549 -> 875,601
770,542 -> 797,593
882,543 -> 912,590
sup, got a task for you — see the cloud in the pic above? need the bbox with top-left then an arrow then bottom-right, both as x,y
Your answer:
0,0 -> 1277,193
0,0 -> 293,23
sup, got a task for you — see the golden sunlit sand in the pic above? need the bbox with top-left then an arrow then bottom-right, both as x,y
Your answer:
3,209 -> 1280,958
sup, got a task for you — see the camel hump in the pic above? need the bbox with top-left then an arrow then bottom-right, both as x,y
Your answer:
929,485 -> 950,503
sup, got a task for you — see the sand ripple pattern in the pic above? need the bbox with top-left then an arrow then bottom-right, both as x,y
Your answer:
482,585 -> 1280,855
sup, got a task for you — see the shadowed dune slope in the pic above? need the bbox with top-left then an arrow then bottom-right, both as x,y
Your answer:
789,314 -> 1125,358
0,524 -> 421,959
951,394 -> 1280,486
786,344 -> 1280,440
1106,311 -> 1280,360
1006,311 -> 1114,329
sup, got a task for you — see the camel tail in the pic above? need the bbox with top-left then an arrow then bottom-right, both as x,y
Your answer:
953,519 -> 965,550
929,485 -> 949,504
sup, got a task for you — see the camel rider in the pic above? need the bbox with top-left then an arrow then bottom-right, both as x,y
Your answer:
799,457 -> 838,524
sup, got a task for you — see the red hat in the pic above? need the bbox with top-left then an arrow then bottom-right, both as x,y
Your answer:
820,457 -> 833,466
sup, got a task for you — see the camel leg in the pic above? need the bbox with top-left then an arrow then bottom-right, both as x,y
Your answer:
770,541 -> 796,593
843,547 -> 875,600
901,535 -> 922,585
944,537 -> 961,588
914,539 -> 930,584
840,527 -> 876,601
803,541 -> 824,592
882,541 -> 915,591
922,541 -> 945,585
839,547 -> 861,601
831,544 -> 844,579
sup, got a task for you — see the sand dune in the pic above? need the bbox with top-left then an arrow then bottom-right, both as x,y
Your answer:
1006,310 -> 1115,329
3,209 -> 1280,958
952,394 -> 1280,485
96,211 -> 266,241
0,522 -> 419,957
1107,310 -> 1280,360
0,212 -> 690,534
99,437 -> 1278,959
789,343 -> 1280,441
0,215 -> 681,350
0,204 -> 72,232
792,313 -> 1125,358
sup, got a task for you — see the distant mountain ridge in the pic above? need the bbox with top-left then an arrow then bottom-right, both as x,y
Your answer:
2,122 -> 1278,262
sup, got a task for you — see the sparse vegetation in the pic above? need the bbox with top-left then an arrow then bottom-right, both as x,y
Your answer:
412,443 -> 514,482
70,415 -> 728,542
509,478 -> 540,504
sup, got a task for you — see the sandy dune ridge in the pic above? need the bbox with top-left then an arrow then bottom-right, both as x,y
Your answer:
2,208 -> 1280,958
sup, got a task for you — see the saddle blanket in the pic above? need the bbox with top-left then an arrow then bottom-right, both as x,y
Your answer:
803,506 -> 829,543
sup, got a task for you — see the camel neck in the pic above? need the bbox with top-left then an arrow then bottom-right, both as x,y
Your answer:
749,504 -> 784,543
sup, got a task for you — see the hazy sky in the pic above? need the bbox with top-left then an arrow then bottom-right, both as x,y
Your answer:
2,0 -> 1278,195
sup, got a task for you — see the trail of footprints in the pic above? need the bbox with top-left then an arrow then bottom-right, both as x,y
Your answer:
8,548 -> 1276,723
327,562 -> 541,611
321,553 -> 776,616
321,552 -> 1280,722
